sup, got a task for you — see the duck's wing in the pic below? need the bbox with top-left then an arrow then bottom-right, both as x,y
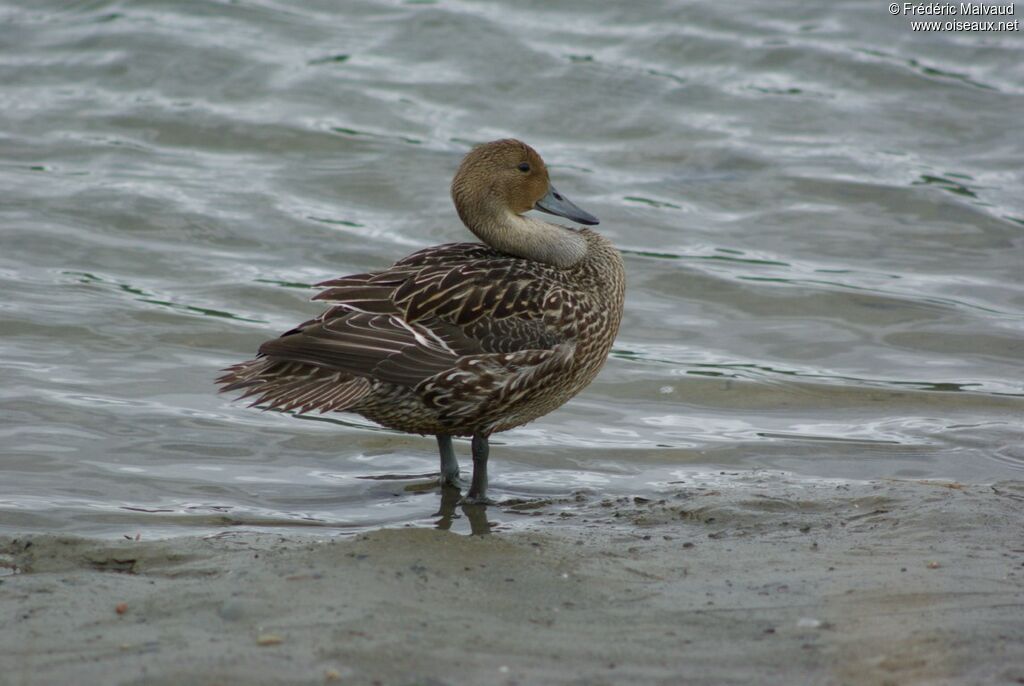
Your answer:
217,305 -> 482,415
257,309 -> 484,388
259,243 -> 571,389
315,243 -> 566,349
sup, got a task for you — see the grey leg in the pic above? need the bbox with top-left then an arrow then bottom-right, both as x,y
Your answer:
436,434 -> 460,486
463,433 -> 493,504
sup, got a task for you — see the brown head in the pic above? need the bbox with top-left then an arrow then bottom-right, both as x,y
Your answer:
451,139 -> 598,246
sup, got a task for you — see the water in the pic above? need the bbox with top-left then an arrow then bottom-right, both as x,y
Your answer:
2,0 -> 1022,538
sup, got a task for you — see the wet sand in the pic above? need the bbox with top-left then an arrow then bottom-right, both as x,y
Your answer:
2,472 -> 1022,686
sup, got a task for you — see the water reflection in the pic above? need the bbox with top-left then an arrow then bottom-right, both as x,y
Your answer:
432,486 -> 493,535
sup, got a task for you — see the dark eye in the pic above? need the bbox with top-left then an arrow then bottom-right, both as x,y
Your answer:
517,162 -> 530,173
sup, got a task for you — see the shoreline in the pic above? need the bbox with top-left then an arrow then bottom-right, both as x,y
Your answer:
2,473 -> 1022,685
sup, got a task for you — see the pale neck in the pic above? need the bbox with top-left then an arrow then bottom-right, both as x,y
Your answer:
468,210 -> 587,268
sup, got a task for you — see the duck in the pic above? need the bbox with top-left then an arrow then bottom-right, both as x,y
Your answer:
218,139 -> 626,503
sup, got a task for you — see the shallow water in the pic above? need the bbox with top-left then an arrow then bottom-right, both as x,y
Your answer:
2,0 -> 1022,538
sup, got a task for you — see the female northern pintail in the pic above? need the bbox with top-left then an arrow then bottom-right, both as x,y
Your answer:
218,139 -> 625,503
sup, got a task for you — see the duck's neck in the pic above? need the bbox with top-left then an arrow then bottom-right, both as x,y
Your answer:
468,210 -> 588,268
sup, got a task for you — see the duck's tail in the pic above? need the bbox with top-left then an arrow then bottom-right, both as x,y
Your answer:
216,358 -> 372,415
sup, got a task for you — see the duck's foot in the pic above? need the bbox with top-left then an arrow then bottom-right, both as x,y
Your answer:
436,434 -> 464,489
458,493 -> 498,507
458,433 -> 494,506
439,471 -> 465,489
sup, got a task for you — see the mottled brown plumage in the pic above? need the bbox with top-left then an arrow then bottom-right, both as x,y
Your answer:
218,139 -> 625,502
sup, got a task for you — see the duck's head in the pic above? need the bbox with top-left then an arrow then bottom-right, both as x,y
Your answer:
450,139 -> 598,268
450,139 -> 599,267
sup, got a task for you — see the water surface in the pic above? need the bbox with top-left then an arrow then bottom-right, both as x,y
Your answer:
2,0 -> 1022,537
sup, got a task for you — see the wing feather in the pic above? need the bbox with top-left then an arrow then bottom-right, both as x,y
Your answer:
244,242 -> 575,394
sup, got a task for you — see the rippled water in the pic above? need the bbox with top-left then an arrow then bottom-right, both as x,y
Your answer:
2,0 -> 1022,537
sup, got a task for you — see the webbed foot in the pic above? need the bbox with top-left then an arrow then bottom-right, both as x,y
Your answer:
439,471 -> 466,489
458,493 -> 498,507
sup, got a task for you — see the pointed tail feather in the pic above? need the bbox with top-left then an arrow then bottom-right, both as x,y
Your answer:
216,358 -> 371,415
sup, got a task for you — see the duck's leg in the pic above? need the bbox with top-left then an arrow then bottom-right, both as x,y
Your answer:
436,434 -> 461,486
463,433 -> 494,505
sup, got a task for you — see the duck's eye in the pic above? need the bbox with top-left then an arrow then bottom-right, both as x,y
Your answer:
517,162 -> 530,173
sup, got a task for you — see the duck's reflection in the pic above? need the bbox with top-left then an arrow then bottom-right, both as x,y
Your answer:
433,484 -> 492,535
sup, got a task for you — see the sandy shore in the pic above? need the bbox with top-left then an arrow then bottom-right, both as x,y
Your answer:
2,472 -> 1022,686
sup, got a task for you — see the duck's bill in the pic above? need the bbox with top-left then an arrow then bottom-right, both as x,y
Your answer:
535,185 -> 599,226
